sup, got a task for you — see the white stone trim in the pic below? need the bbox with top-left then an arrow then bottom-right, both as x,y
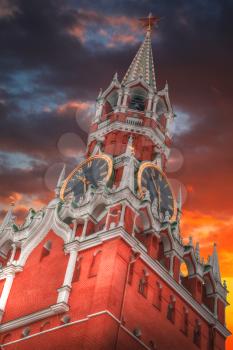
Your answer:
88,120 -> 169,156
0,302 -> 69,333
1,309 -> 150,350
0,275 -> 14,321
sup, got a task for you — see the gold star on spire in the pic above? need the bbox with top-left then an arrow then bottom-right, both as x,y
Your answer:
139,12 -> 160,33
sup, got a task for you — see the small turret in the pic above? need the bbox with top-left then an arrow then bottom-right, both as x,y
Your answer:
55,164 -> 66,198
0,203 -> 15,231
210,243 -> 221,282
195,242 -> 200,262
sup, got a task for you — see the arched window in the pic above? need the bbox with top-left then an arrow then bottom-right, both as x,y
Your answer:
193,320 -> 201,347
181,307 -> 189,336
167,295 -> 176,323
129,87 -> 147,111
153,282 -> 162,311
88,250 -> 102,278
72,256 -> 83,283
106,90 -> 118,112
156,98 -> 167,116
208,325 -> 215,350
138,269 -> 149,298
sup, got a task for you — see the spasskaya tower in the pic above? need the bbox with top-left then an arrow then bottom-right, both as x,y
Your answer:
0,13 -> 230,350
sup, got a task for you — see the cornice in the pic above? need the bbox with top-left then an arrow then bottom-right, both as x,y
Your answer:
0,302 -> 69,333
88,120 -> 168,154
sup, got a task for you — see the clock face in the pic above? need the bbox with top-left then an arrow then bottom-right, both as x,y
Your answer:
137,162 -> 175,219
60,154 -> 113,201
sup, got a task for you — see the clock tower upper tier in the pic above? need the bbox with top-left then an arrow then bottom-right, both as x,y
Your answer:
87,18 -> 175,170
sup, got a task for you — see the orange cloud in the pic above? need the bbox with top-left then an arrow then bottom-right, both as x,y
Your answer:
107,34 -> 138,48
0,0 -> 19,18
57,100 -> 91,114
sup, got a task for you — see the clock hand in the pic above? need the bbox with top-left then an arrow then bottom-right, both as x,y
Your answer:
76,175 -> 90,193
151,174 -> 161,213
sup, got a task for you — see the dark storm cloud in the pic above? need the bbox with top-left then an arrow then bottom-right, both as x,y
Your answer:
0,0 -> 232,220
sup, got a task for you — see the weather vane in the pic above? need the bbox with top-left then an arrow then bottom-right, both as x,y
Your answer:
139,12 -> 160,32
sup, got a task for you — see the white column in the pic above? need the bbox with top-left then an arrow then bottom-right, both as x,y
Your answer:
152,95 -> 159,118
63,250 -> 78,287
0,273 -> 14,319
81,218 -> 88,239
57,249 -> 78,304
169,253 -> 174,276
121,88 -> 129,112
115,90 -> 123,111
71,219 -> 77,241
146,93 -> 153,116
119,204 -> 126,227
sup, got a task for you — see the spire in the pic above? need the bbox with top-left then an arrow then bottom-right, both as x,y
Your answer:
195,242 -> 200,262
0,203 -> 15,231
176,186 -> 182,222
55,164 -> 66,197
122,13 -> 159,89
210,243 -> 221,282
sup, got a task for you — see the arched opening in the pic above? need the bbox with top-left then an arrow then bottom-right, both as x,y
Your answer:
92,203 -> 107,221
180,257 -> 195,294
107,90 -> 118,110
202,274 -> 215,313
156,97 -> 167,116
102,90 -> 118,116
129,87 -> 147,111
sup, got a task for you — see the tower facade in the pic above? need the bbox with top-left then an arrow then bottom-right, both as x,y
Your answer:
0,15 -> 230,350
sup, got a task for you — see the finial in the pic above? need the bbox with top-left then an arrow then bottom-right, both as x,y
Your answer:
55,164 -> 66,198
97,88 -> 102,99
195,242 -> 200,261
176,186 -> 182,222
0,203 -> 15,230
211,242 -> 221,282
113,72 -> 118,82
139,13 -> 160,33
188,236 -> 193,246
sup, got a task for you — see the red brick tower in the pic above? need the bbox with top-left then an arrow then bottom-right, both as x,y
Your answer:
0,14 -> 230,350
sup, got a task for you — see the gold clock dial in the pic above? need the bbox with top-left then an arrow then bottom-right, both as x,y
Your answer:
137,162 -> 175,219
60,154 -> 113,201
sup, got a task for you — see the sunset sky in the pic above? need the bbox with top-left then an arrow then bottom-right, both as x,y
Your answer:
0,0 -> 232,347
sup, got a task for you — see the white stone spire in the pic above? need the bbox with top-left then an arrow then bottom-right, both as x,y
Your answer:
210,243 -> 221,282
122,14 -> 157,89
55,164 -> 66,197
0,203 -> 15,231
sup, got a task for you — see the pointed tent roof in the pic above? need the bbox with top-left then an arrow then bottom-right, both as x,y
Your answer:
122,15 -> 157,90
210,243 -> 221,282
